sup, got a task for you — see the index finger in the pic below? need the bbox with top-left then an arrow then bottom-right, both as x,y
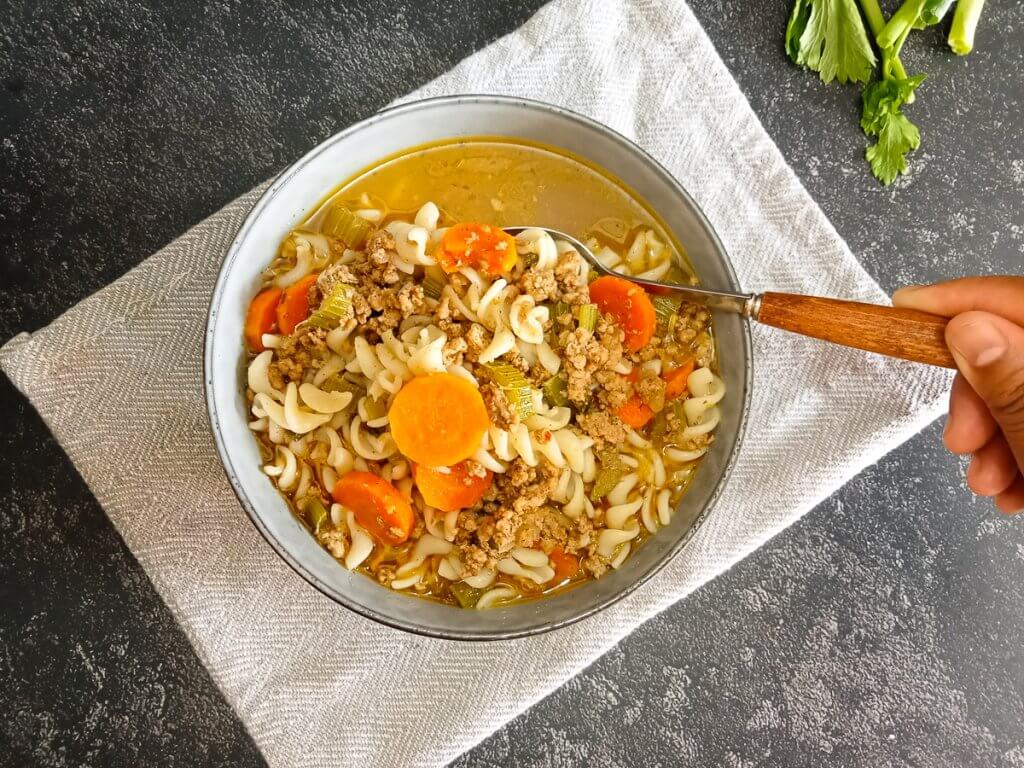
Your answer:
893,277 -> 1024,326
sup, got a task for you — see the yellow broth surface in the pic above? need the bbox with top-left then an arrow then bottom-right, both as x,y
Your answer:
257,137 -> 717,606
315,137 -> 696,282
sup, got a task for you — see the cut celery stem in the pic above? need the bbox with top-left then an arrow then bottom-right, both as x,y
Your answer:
859,0 -> 887,36
878,0 -> 926,50
859,0 -> 912,100
949,0 -> 985,55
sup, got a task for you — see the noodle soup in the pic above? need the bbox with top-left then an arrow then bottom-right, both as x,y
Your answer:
242,139 -> 724,609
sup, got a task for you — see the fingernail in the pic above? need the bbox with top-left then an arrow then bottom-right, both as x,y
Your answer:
948,315 -> 1008,368
891,285 -> 923,305
943,390 -> 955,438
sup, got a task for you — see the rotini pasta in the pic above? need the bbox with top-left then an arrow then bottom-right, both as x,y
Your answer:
243,189 -> 724,610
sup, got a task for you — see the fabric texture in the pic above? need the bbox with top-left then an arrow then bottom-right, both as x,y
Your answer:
0,0 -> 954,766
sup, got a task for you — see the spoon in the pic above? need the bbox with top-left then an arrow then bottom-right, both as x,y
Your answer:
504,226 -> 954,369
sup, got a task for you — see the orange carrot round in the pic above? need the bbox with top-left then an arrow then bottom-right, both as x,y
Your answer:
617,396 -> 654,429
436,222 -> 517,275
413,461 -> 493,512
332,471 -> 414,546
389,373 -> 489,467
615,369 -> 654,429
245,287 -> 283,351
588,275 -> 656,351
548,547 -> 580,584
663,360 -> 696,401
275,273 -> 319,335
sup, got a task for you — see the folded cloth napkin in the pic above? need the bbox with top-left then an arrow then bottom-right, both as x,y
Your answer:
0,0 -> 954,765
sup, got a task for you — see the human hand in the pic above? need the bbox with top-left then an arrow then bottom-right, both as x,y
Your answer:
893,277 -> 1024,515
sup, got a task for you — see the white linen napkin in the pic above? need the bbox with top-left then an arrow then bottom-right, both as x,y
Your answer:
0,0 -> 954,765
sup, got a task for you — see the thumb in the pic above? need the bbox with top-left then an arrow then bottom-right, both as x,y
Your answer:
945,311 -> 1024,468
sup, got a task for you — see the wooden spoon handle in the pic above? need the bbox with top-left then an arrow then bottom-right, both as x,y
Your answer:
757,292 -> 955,368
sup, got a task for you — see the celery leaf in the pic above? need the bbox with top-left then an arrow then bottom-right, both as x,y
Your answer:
786,0 -> 877,84
861,75 -> 926,184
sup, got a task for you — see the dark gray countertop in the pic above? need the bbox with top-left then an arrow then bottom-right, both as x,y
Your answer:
1,1 -> 1021,766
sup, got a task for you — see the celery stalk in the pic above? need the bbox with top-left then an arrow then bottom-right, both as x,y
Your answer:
304,497 -> 328,532
877,0 -> 926,50
577,304 -> 599,333
483,362 -> 534,420
542,375 -> 569,408
859,0 -> 911,84
949,0 -> 985,55
320,201 -> 373,248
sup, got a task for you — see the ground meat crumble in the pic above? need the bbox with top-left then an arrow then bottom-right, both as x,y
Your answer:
268,327 -> 329,388
577,410 -> 629,448
635,368 -> 667,412
561,313 -> 624,405
250,216 -> 720,593
674,303 -> 713,368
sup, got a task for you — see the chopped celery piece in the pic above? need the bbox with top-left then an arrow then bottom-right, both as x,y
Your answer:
652,295 -> 681,336
422,275 -> 444,301
321,372 -> 363,396
922,0 -> 955,25
553,301 -> 571,320
636,452 -> 653,483
483,362 -> 534,420
362,396 -> 388,421
304,284 -> 352,329
650,410 -> 668,438
542,375 -> 570,408
483,361 -> 530,388
320,201 -> 373,248
450,581 -> 483,609
304,497 -> 329,532
577,303 -> 599,333
672,401 -> 688,439
590,448 -> 623,500
320,374 -> 349,394
506,388 -> 534,421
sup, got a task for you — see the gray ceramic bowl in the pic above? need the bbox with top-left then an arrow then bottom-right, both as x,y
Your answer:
205,95 -> 752,640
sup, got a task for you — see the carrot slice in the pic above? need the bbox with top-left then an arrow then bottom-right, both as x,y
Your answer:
588,275 -> 657,352
413,461 -> 493,512
436,222 -> 517,275
615,369 -> 654,429
275,273 -> 319,335
617,396 -> 654,429
332,471 -> 414,546
389,373 -> 489,467
663,360 -> 696,401
548,547 -> 580,584
245,287 -> 283,351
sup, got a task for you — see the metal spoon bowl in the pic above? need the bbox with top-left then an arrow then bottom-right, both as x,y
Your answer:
505,226 -> 954,368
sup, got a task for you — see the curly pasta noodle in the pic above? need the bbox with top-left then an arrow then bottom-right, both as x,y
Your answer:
473,424 -> 594,475
244,198 -> 725,607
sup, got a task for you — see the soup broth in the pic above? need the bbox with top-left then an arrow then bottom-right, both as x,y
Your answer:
316,138 -> 697,282
243,138 -> 723,609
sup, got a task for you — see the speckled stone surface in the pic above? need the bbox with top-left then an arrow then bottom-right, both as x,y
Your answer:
1,1 -> 1021,766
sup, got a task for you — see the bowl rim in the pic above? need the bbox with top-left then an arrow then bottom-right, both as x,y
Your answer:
204,93 -> 754,641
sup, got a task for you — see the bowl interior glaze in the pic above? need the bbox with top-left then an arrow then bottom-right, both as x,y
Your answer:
205,95 -> 752,640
